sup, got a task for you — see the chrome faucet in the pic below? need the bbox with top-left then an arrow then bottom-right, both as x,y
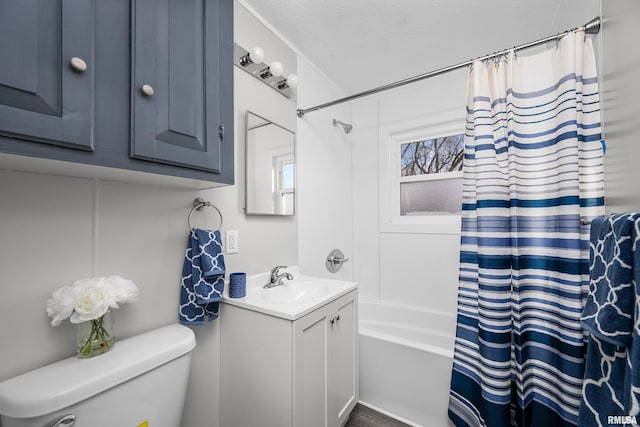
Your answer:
264,265 -> 294,288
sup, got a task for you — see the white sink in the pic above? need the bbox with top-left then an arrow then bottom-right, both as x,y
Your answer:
222,266 -> 357,320
258,281 -> 330,304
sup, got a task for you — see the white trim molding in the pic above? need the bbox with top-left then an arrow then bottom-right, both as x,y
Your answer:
379,107 -> 464,235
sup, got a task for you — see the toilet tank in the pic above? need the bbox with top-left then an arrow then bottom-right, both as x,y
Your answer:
0,324 -> 196,427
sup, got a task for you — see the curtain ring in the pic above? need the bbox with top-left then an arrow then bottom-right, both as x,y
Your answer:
188,198 -> 223,230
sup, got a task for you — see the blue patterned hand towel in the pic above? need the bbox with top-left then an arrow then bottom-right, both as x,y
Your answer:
179,228 -> 226,325
579,213 -> 640,425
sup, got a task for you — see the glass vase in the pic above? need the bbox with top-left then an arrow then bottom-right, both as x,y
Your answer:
76,310 -> 115,358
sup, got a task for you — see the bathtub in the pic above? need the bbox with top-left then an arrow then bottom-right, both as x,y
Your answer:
358,300 -> 456,427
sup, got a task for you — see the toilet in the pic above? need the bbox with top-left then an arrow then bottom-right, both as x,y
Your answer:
0,324 -> 196,427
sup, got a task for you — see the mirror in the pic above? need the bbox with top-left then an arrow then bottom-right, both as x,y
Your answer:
245,111 -> 296,216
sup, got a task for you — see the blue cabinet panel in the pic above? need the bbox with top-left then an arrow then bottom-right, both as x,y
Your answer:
131,0 -> 228,173
0,0 -> 94,150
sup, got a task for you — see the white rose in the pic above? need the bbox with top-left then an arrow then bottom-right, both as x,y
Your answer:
70,277 -> 113,323
46,285 -> 76,326
46,276 -> 139,327
107,275 -> 140,306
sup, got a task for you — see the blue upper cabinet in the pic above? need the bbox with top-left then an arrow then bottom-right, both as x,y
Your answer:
0,0 -> 234,186
131,0 -> 232,174
0,0 -> 95,151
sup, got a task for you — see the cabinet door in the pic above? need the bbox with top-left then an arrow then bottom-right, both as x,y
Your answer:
0,0 -> 94,150
294,306 -> 330,427
293,291 -> 359,427
328,293 -> 358,427
131,0 -> 229,172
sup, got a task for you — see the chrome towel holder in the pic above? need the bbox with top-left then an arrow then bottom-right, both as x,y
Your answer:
188,198 -> 223,230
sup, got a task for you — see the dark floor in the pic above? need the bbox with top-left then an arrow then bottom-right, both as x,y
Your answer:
345,404 -> 412,427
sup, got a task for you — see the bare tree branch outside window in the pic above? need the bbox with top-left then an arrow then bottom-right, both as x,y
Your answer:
400,134 -> 464,177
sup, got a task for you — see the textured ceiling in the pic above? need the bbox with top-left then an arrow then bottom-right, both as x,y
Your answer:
240,0 -> 600,95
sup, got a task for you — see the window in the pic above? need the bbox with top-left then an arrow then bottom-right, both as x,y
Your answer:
273,154 -> 295,215
399,135 -> 464,215
400,136 -> 464,177
379,109 -> 464,234
281,161 -> 295,193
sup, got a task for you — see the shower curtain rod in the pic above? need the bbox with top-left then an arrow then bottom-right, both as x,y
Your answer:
296,16 -> 601,118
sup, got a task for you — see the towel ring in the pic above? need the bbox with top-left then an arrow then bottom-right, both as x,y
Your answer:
188,198 -> 223,230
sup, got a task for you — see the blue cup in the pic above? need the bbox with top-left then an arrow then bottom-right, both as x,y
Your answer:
229,272 -> 246,298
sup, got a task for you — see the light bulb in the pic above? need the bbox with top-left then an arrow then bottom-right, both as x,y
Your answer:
286,74 -> 299,88
269,61 -> 283,77
248,46 -> 264,63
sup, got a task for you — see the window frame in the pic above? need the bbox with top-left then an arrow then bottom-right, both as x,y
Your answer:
379,108 -> 464,235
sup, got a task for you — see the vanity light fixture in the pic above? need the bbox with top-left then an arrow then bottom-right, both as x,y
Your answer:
277,74 -> 299,90
233,43 -> 298,98
239,46 -> 264,67
259,61 -> 283,79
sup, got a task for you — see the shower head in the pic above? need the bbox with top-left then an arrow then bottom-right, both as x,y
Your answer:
332,118 -> 353,134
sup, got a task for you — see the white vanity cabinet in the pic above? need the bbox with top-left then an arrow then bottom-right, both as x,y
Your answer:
220,289 -> 358,427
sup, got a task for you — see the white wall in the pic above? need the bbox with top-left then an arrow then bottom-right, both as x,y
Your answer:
0,3 -> 298,427
296,57 -> 354,281
351,70 -> 466,318
0,173 -> 205,410
601,1 -> 640,214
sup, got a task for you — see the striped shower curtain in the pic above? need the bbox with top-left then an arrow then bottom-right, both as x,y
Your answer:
448,31 -> 605,427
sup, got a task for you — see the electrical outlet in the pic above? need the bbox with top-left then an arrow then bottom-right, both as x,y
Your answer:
226,230 -> 239,254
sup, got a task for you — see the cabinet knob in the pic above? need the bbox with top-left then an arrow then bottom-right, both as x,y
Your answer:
141,84 -> 154,97
329,314 -> 340,325
70,57 -> 87,72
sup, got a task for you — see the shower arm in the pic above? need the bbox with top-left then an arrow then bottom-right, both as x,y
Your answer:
333,119 -> 352,134
297,17 -> 601,118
